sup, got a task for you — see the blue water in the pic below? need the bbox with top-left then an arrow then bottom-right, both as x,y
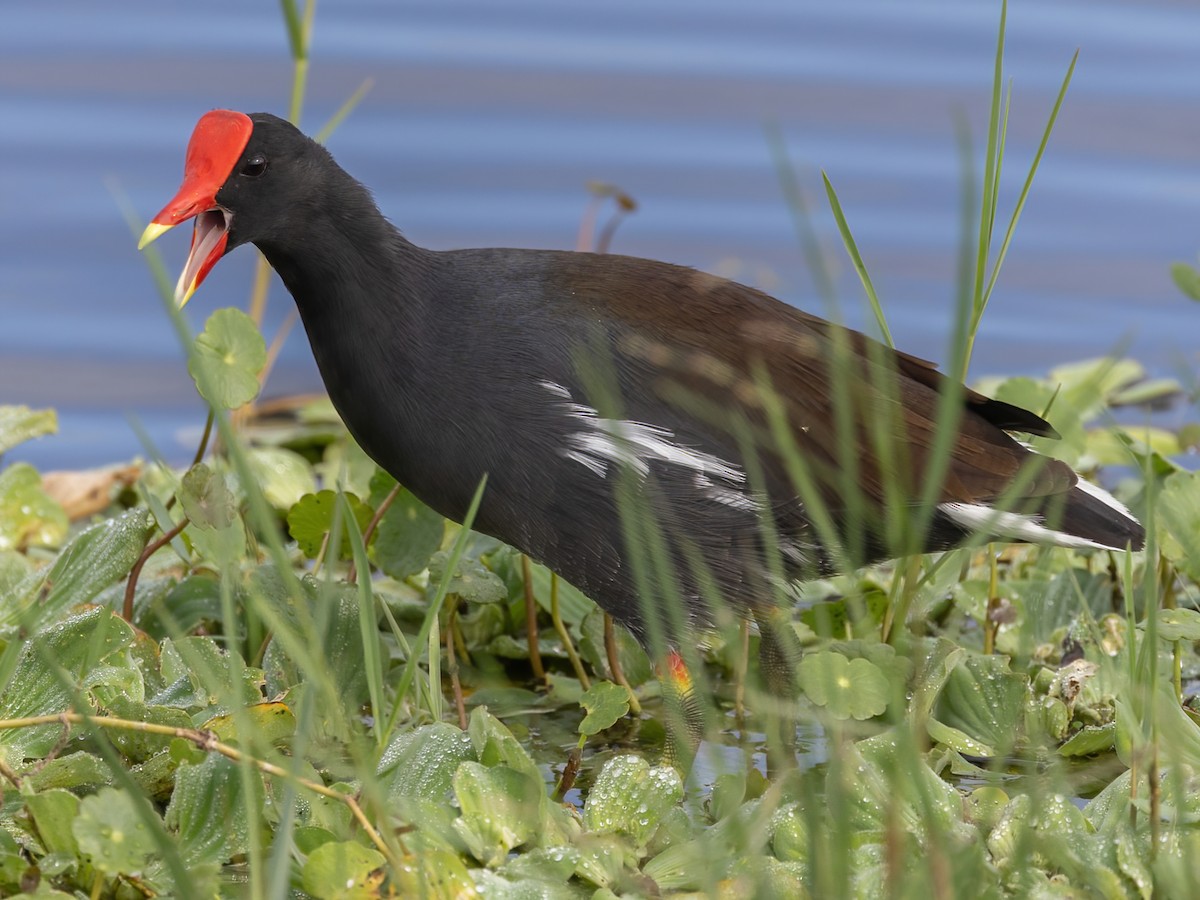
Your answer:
2,0 -> 1197,469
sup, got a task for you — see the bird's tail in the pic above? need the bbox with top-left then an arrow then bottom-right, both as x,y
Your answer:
1051,477 -> 1145,551
937,476 -> 1144,553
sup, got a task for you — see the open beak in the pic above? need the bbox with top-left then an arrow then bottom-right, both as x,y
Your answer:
138,108 -> 254,307
138,199 -> 231,308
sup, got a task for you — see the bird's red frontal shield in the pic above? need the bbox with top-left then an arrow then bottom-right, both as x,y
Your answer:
138,109 -> 253,305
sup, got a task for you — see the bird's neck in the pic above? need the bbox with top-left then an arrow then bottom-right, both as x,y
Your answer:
257,211 -> 437,330
252,191 -> 442,457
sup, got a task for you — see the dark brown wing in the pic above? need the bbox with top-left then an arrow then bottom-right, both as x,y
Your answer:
563,256 -> 1077,514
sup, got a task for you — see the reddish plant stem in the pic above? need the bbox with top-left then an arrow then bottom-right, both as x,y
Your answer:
521,555 -> 545,682
123,518 -> 189,622
604,613 -> 640,714
550,572 -> 590,689
445,607 -> 468,730
348,482 -> 401,585
553,747 -> 582,802
192,411 -> 215,468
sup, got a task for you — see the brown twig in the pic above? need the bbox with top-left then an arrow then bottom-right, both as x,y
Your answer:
595,198 -> 635,254
446,606 -> 468,730
549,572 -> 590,689
575,197 -> 603,252
1149,746 -> 1160,859
192,411 -> 215,468
553,747 -> 582,801
0,756 -> 22,789
604,613 -> 640,714
983,546 -> 999,655
123,518 -> 189,622
348,482 -> 401,585
521,555 -> 546,682
0,711 -> 401,867
576,182 -> 636,254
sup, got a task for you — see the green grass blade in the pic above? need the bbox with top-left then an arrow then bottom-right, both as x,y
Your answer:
765,122 -> 838,307
278,0 -> 306,61
973,0 -> 1007,306
316,78 -> 375,144
981,51 -> 1078,310
386,475 -> 487,731
822,171 -> 894,348
340,491 -> 385,745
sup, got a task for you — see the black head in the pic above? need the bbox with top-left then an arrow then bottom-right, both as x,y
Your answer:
138,109 -> 338,305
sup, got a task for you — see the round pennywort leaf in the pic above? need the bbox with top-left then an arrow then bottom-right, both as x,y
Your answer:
188,307 -> 267,409
374,488 -> 443,580
798,651 -> 889,720
287,490 -> 373,559
302,841 -> 387,898
73,787 -> 157,875
578,681 -> 630,736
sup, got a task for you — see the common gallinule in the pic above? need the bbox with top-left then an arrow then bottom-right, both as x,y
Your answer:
140,110 -> 1144,652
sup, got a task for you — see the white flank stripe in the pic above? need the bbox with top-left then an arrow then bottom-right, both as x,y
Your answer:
938,502 -> 1112,551
562,446 -> 611,478
1072,475 -> 1137,522
542,381 -> 745,487
608,418 -> 743,482
694,473 -> 759,511
538,380 -> 572,399
780,539 -> 809,566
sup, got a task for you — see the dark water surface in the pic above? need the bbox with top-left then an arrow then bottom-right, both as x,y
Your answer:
2,0 -> 1198,469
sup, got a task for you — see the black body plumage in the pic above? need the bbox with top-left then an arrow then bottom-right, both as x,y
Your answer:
157,112 -> 1145,644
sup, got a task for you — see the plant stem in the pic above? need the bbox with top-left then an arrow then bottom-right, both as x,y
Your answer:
123,518 -> 189,622
0,710 -> 401,867
348,482 -> 401,585
604,614 -> 640,714
521,555 -> 546,683
550,572 -> 590,689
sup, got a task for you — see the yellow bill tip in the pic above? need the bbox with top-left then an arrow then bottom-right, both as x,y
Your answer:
173,268 -> 199,309
177,283 -> 198,309
137,221 -> 172,251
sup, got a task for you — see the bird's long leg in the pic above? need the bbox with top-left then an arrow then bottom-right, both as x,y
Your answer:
659,649 -> 703,774
755,608 -> 802,774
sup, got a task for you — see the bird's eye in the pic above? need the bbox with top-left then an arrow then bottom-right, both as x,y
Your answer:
241,155 -> 268,177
